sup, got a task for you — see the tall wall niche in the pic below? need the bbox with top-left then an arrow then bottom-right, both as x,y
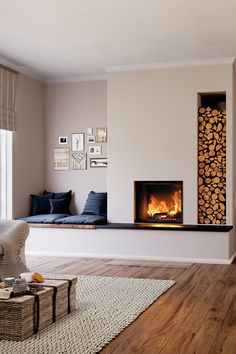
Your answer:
198,92 -> 226,224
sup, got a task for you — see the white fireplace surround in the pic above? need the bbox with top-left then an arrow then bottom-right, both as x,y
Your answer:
26,62 -> 236,264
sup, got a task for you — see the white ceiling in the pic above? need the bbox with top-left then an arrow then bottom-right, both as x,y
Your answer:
0,0 -> 236,82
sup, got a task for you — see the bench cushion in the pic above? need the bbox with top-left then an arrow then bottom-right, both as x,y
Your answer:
18,214 -> 70,224
55,214 -> 107,225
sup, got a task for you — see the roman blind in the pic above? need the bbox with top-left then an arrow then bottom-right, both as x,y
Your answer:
0,65 -> 17,131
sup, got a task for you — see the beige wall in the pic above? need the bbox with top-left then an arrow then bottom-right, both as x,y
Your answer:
13,74 -> 45,218
231,62 -> 236,256
107,65 -> 233,224
45,80 -> 107,214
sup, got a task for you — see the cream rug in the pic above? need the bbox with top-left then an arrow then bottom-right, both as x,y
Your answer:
0,275 -> 175,354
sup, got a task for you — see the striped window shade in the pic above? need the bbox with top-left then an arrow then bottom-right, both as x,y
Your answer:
0,66 -> 17,131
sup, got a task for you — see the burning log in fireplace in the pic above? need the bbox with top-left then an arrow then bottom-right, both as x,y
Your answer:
147,190 -> 182,221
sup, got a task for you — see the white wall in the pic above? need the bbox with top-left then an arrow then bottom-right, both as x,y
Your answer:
107,65 -> 233,225
13,74 -> 45,218
26,227 -> 234,264
45,81 -> 107,213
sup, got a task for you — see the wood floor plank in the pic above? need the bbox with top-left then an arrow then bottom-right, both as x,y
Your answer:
107,259 -> 193,268
25,256 -> 236,354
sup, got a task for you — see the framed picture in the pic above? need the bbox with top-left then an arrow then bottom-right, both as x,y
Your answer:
96,128 -> 107,143
71,152 -> 87,170
87,135 -> 96,144
54,148 -> 70,171
90,158 -> 108,168
71,133 -> 85,151
58,136 -> 68,145
88,146 -> 102,155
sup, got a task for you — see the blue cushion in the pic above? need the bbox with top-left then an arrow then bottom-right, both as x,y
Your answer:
55,214 -> 107,224
82,191 -> 107,216
44,190 -> 72,214
30,193 -> 54,215
49,198 -> 68,214
17,214 -> 70,223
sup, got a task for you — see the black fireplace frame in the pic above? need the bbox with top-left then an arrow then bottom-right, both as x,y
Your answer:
134,180 -> 183,224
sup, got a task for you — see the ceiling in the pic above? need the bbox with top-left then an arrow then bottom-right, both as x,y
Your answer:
0,0 -> 236,82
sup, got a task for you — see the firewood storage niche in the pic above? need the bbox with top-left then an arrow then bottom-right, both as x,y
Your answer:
197,92 -> 226,224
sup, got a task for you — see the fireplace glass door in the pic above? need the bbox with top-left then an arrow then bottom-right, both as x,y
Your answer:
134,181 -> 183,223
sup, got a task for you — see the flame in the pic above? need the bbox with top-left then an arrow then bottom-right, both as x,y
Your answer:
147,189 -> 181,218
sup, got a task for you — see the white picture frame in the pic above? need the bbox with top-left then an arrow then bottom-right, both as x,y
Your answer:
90,158 -> 107,168
58,136 -> 68,145
87,135 -> 96,144
71,133 -> 85,151
88,146 -> 102,155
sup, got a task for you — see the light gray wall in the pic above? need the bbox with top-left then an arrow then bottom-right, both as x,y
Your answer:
107,65 -> 233,224
45,80 -> 107,214
13,74 -> 45,218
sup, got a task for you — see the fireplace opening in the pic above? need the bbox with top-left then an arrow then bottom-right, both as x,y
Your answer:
134,181 -> 183,223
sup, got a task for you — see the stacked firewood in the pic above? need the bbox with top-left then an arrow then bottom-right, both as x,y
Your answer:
198,107 -> 226,224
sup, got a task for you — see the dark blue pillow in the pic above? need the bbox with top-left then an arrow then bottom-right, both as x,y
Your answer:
30,193 -> 54,215
82,191 -> 107,216
44,190 -> 72,214
49,198 -> 68,214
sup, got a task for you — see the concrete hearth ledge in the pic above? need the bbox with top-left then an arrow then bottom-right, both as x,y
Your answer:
26,224 -> 235,265
28,223 -> 233,232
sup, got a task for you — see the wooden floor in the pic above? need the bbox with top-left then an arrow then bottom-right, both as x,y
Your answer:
26,256 -> 236,354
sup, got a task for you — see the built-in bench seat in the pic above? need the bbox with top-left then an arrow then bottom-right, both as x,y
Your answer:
26,222 -> 235,265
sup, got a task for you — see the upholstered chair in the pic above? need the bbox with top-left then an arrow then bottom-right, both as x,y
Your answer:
0,219 -> 29,279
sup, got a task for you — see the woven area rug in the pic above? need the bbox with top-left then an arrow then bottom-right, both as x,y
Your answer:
0,275 -> 175,354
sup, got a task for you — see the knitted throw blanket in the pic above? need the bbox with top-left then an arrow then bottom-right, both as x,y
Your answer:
0,219 -> 29,279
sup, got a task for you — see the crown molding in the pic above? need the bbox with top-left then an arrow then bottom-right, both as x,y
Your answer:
0,55 -> 45,82
106,57 -> 236,73
1,55 -> 235,83
46,73 -> 107,84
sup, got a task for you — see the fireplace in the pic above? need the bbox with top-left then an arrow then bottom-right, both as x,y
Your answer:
134,181 -> 183,223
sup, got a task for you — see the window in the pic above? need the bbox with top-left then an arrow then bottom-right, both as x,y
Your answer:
0,129 -> 12,219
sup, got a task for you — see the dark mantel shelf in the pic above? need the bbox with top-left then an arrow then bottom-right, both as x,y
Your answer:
96,223 -> 233,232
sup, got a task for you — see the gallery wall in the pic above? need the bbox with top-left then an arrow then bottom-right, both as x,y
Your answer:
44,80 -> 107,214
13,74 -> 45,218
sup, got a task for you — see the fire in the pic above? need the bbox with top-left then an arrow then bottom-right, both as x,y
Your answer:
147,190 -> 182,218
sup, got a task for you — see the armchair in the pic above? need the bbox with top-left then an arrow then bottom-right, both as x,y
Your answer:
0,219 -> 29,279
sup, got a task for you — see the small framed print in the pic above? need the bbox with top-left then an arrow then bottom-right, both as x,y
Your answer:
54,148 -> 70,171
96,128 -> 107,143
71,152 -> 87,170
88,146 -> 102,155
90,158 -> 107,168
58,136 -> 68,145
87,135 -> 96,144
72,133 -> 84,151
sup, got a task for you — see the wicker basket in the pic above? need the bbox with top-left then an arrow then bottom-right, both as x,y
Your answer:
0,274 -> 77,341
41,274 -> 77,320
0,287 -> 53,341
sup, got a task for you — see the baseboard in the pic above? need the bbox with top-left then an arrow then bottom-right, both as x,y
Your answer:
229,252 -> 236,264
26,251 -> 235,265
